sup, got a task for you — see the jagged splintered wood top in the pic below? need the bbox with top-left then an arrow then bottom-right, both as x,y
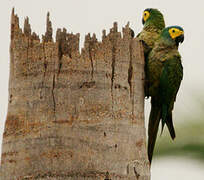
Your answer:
0,8 -> 149,180
11,8 -> 137,57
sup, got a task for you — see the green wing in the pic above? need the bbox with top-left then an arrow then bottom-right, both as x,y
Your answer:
159,55 -> 183,136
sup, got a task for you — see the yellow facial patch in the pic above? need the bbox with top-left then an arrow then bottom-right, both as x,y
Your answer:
169,28 -> 184,39
143,11 -> 150,22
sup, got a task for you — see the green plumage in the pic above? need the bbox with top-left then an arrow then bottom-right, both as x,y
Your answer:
137,8 -> 165,97
147,26 -> 184,163
137,8 -> 165,55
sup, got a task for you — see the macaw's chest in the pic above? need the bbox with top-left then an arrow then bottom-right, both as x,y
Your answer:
147,54 -> 182,97
138,30 -> 160,52
147,59 -> 163,96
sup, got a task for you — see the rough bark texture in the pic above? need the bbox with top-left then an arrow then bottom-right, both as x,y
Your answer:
0,9 -> 150,180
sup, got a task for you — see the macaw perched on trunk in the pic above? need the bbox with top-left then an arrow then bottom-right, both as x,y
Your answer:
137,8 -> 165,97
137,8 -> 165,54
147,26 -> 184,163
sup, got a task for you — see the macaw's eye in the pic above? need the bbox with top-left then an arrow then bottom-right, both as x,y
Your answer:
172,29 -> 175,33
143,11 -> 150,22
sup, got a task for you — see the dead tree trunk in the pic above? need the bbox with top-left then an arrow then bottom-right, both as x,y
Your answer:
0,9 -> 150,180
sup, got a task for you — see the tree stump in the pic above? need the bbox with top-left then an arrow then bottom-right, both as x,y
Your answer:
0,9 -> 150,180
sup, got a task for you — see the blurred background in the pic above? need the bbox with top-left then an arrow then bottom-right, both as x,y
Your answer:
1,0 -> 204,179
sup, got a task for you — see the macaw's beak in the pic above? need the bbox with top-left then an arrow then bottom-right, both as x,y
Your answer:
142,18 -> 145,25
175,34 -> 184,46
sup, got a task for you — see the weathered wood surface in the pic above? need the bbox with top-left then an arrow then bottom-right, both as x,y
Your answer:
0,9 -> 150,180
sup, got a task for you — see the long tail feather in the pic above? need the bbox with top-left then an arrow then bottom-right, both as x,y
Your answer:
148,99 -> 161,164
161,104 -> 168,135
165,112 -> 176,140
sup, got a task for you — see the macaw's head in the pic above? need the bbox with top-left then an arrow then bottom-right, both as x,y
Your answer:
142,8 -> 165,30
161,26 -> 184,47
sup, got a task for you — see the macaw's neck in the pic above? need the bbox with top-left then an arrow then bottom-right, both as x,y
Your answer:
144,18 -> 165,33
150,38 -> 180,62
154,36 -> 178,51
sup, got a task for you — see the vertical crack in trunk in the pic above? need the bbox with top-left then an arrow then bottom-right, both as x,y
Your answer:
89,48 -> 94,80
43,43 -> 47,79
52,73 -> 56,120
26,37 -> 29,129
26,38 -> 29,68
51,45 -> 57,121
40,43 -> 47,99
128,48 -> 133,97
111,45 -> 116,115
57,40 -> 63,76
58,59 -> 62,77
128,40 -> 134,120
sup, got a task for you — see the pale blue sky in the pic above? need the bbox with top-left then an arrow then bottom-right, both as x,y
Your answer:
1,1 -> 204,179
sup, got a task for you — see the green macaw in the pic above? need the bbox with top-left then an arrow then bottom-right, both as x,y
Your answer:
137,8 -> 165,54
147,26 -> 184,163
137,8 -> 165,97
